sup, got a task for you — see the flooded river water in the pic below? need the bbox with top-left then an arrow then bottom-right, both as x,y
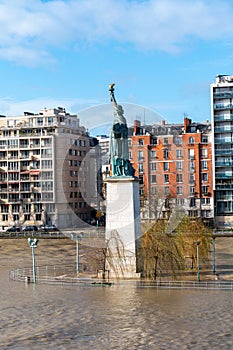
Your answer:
0,238 -> 232,350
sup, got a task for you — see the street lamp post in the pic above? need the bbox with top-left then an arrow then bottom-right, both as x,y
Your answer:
71,233 -> 83,274
212,237 -> 216,275
196,240 -> 201,283
28,238 -> 39,284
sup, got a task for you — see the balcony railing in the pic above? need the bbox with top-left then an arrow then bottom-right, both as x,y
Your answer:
214,139 -> 233,144
216,195 -> 233,201
214,103 -> 233,110
213,91 -> 233,99
214,126 -> 233,133
214,115 -> 233,122
215,161 -> 233,167
215,172 -> 233,179
215,149 -> 233,155
216,184 -> 233,190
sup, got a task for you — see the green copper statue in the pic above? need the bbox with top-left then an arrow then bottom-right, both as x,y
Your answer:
109,84 -> 135,177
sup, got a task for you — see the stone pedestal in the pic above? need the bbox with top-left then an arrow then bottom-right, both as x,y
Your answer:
105,177 -> 142,278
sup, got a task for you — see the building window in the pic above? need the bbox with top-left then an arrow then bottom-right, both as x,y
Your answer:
189,174 -> 195,183
151,175 -> 156,183
164,138 -> 169,144
151,163 -> 156,171
201,173 -> 208,182
139,188 -> 144,196
37,117 -> 43,126
189,136 -> 194,144
202,186 -> 209,195
176,198 -> 185,205
189,186 -> 195,195
164,186 -> 169,196
176,174 -> 183,183
139,138 -> 144,146
128,151 -> 132,160
201,149 -> 208,158
164,162 -> 169,171
24,214 -> 30,221
189,161 -> 195,172
201,161 -> 208,170
190,198 -> 196,207
151,150 -> 156,158
201,197 -> 211,205
138,151 -> 143,160
2,214 -> 8,221
202,135 -> 208,143
174,137 -> 182,145
151,186 -> 156,194
201,210 -> 211,217
188,149 -> 195,159
164,174 -> 169,183
42,160 -> 52,169
138,163 -> 144,173
176,161 -> 182,171
188,210 -> 198,217
36,214 -> 41,220
151,137 -> 157,145
139,176 -> 144,184
48,117 -> 53,125
176,149 -> 182,158
163,149 -> 169,159
177,186 -> 183,195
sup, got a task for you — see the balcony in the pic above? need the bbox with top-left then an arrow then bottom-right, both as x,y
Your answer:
215,148 -> 233,155
214,138 -> 233,144
216,184 -> 233,190
215,161 -> 233,167
214,115 -> 233,122
214,103 -> 233,110
213,92 -> 233,99
216,195 -> 233,201
215,172 -> 233,179
214,126 -> 233,133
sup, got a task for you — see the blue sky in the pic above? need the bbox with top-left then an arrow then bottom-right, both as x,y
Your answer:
1,0 -> 233,135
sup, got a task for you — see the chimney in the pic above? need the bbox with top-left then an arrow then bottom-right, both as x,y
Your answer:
161,120 -> 166,126
184,117 -> 192,132
134,120 -> 141,134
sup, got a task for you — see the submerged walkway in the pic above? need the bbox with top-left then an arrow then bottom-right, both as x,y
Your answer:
9,264 -> 233,290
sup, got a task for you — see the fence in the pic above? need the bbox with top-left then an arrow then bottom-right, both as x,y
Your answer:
9,265 -> 233,289
9,264 -> 95,285
139,280 -> 233,290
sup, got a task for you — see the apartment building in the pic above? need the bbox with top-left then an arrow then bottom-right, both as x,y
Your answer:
128,118 -> 213,224
0,107 -> 98,230
97,117 -> 213,225
211,75 -> 233,228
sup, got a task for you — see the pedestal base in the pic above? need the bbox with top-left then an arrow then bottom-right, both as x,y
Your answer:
105,177 -> 142,279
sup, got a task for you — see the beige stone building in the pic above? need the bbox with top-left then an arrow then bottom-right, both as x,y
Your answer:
0,107 -> 98,230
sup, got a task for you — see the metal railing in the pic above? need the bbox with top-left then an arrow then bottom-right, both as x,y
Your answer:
9,264 -> 233,289
140,280 -> 233,290
9,264 -> 95,285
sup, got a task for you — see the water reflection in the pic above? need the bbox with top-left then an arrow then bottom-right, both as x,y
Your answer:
1,268 -> 233,350
0,239 -> 233,349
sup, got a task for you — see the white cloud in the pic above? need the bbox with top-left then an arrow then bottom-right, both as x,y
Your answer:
1,0 -> 233,65
0,96 -> 163,130
0,96 -> 98,119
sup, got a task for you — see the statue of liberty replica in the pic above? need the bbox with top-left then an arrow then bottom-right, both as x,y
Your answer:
109,83 -> 135,177
105,84 -> 142,279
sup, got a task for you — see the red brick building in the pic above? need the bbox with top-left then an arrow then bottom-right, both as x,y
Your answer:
128,118 -> 213,225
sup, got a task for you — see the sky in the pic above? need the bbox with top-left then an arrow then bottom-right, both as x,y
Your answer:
1,0 -> 233,135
